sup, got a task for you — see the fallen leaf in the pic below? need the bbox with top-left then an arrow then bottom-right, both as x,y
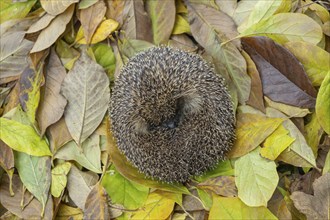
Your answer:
0,174 -> 53,219
305,112 -> 323,156
54,135 -> 102,173
291,173 -> 330,220
91,43 -> 116,76
105,0 -> 126,27
235,147 -> 279,207
241,50 -> 265,112
78,0 -> 106,44
146,0 -> 176,44
229,113 -> 284,158
242,36 -> 317,108
237,0 -> 286,33
264,96 -> 310,118
267,108 -> 317,167
84,182 -> 110,220
31,5 -> 74,53
78,0 -> 98,9
209,196 -> 277,219
56,204 -> 83,220
260,125 -> 295,160
195,160 -> 234,182
119,38 -> 154,61
0,140 -> 14,170
47,117 -> 72,151
172,15 -> 190,35
316,72 -> 330,134
61,52 -> 110,145
55,39 -> 80,70
197,176 -> 237,197
102,165 -> 149,209
168,34 -> 198,52
0,0 -> 36,24
37,49 -> 67,135
0,117 -> 52,156
40,0 -> 78,16
0,31 -> 34,79
14,152 -> 51,215
26,13 -> 56,34
284,41 -> 330,87
66,165 -> 99,210
131,192 -> 176,220
19,66 -> 44,123
51,162 -> 71,197
240,13 -> 323,45
121,0 -> 153,42
76,19 -> 119,45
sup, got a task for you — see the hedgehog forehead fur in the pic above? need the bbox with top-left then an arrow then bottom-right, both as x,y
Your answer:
110,46 -> 235,183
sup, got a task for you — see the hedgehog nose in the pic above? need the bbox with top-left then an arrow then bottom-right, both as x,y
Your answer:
167,121 -> 175,129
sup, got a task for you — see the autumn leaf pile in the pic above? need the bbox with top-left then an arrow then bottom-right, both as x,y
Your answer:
0,0 -> 329,219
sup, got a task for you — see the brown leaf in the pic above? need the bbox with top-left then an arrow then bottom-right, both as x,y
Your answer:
291,173 -> 330,220
241,50 -> 265,112
0,174 -> 53,219
47,117 -> 72,151
31,5 -> 74,53
84,182 -> 110,220
146,0 -> 176,44
168,34 -> 198,52
197,176 -> 237,197
242,36 -> 317,108
37,48 -> 67,136
0,140 -> 14,170
121,0 -> 153,42
79,1 -> 106,44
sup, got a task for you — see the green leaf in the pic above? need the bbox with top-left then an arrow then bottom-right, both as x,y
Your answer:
260,125 -> 295,160
284,41 -> 330,86
240,13 -> 323,45
14,152 -> 51,216
91,43 -> 116,77
54,135 -> 102,173
0,117 -> 52,156
51,162 -> 71,198
237,0 -> 284,33
101,165 -> 149,209
235,147 -> 279,207
0,0 -> 36,24
209,196 -> 277,219
316,72 -> 330,134
229,113 -> 284,158
195,160 -> 234,182
305,112 -> 323,156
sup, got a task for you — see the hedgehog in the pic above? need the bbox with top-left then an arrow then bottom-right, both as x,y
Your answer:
110,47 -> 235,183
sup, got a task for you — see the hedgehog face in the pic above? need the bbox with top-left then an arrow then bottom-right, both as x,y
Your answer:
110,47 -> 235,183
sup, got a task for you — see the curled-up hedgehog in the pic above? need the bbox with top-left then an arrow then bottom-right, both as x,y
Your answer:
110,47 -> 235,183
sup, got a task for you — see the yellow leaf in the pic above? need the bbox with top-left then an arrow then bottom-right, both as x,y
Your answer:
209,196 -> 277,220
172,15 -> 190,35
51,162 -> 71,197
56,204 -> 83,220
264,96 -> 310,117
260,125 -> 295,160
228,113 -> 284,158
76,19 -> 119,44
0,117 -> 52,156
305,112 -> 323,156
284,41 -> 330,86
131,192 -> 175,220
316,72 -> 330,134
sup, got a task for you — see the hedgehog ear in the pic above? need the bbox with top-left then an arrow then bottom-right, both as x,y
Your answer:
133,117 -> 149,134
179,93 -> 202,115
